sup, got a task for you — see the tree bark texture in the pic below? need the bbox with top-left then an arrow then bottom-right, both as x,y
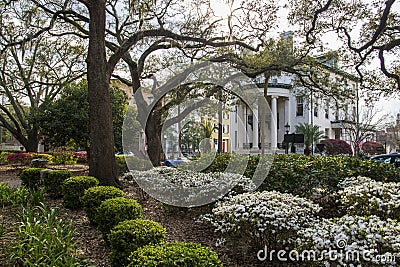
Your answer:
145,106 -> 163,166
86,0 -> 118,186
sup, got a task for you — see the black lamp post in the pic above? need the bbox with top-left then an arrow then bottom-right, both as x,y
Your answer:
284,123 -> 290,154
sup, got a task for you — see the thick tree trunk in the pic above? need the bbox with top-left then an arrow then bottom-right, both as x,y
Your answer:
146,112 -> 163,166
86,0 -> 118,186
25,132 -> 40,152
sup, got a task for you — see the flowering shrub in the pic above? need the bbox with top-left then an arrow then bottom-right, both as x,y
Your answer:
296,215 -> 400,266
50,148 -> 77,165
73,151 -> 87,164
202,191 -> 321,252
338,177 -> 400,219
5,153 -> 33,165
191,154 -> 400,203
124,167 -> 256,207
362,141 -> 385,155
321,139 -> 353,155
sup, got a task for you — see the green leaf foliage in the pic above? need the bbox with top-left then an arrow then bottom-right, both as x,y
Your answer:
19,168 -> 44,190
195,153 -> 400,199
109,219 -> 166,267
42,170 -> 72,198
8,204 -> 85,266
62,176 -> 99,209
81,186 -> 124,224
38,80 -> 128,151
95,197 -> 142,236
128,241 -> 222,267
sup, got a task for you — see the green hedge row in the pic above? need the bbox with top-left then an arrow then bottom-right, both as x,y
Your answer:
185,153 -> 400,198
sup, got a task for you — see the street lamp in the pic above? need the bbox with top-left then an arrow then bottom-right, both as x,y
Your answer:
284,123 -> 290,154
284,123 -> 290,134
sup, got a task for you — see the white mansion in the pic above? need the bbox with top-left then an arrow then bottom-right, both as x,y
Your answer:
229,62 -> 359,154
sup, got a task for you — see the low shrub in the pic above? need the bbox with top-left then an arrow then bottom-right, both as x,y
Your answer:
73,151 -> 88,164
338,176 -> 400,220
19,168 -> 44,190
62,176 -> 99,209
51,148 -> 77,165
5,152 -> 33,165
202,191 -> 321,254
0,151 -> 10,165
296,215 -> 400,266
195,154 -> 400,200
109,219 -> 166,267
43,170 -> 72,198
321,138 -> 353,155
124,167 -> 256,207
7,204 -> 85,266
96,197 -> 142,235
81,186 -> 124,223
128,241 -> 222,267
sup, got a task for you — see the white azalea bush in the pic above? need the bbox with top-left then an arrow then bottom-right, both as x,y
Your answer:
338,176 -> 400,219
202,191 -> 321,252
295,215 -> 400,266
123,167 -> 256,207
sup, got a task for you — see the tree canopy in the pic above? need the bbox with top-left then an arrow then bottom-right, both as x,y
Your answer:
38,80 -> 128,152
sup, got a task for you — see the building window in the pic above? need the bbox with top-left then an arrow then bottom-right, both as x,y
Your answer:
325,104 -> 329,119
335,110 -> 339,121
344,105 -> 349,120
223,125 -> 229,134
223,113 -> 229,120
314,105 -> 318,117
234,131 -> 238,148
235,106 -> 238,123
296,97 -> 304,117
325,128 -> 329,139
334,129 -> 342,139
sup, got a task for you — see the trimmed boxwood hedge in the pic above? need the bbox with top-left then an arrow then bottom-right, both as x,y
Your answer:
128,241 -> 222,267
185,153 -> 400,199
81,186 -> 124,223
109,219 -> 166,267
62,176 -> 99,209
19,168 -> 44,190
95,197 -> 142,235
43,170 -> 72,198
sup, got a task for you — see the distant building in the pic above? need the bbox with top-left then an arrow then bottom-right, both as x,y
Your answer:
229,61 -> 359,154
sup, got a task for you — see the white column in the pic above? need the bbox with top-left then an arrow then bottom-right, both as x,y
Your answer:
271,96 -> 278,150
285,98 -> 291,128
253,107 -> 259,149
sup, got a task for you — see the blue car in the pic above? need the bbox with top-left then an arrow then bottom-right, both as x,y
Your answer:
164,157 -> 188,168
371,153 -> 400,167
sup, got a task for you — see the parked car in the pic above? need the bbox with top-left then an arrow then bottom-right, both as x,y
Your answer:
164,157 -> 189,168
371,153 -> 400,167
